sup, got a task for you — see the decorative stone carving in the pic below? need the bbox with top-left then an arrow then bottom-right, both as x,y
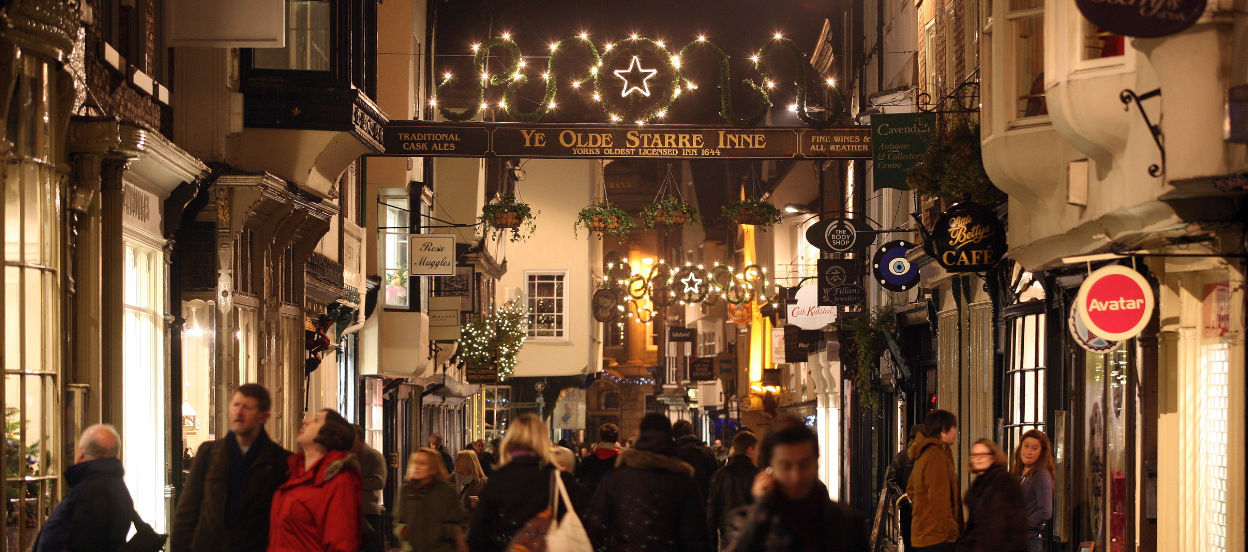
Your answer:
2,0 -> 80,61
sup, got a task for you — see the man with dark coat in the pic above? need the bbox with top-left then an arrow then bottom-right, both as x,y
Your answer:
723,417 -> 867,552
172,384 -> 291,552
575,422 -> 621,496
429,433 -> 455,474
472,439 -> 497,476
673,419 -> 719,499
707,431 -> 759,550
33,424 -> 137,552
887,425 -> 925,551
354,425 -> 387,552
586,413 -> 709,552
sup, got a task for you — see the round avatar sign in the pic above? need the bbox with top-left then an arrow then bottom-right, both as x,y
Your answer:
1076,265 -> 1154,341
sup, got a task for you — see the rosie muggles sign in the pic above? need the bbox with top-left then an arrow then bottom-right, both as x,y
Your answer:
921,201 -> 1006,272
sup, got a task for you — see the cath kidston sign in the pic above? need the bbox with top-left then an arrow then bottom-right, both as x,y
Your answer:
1076,265 -> 1155,341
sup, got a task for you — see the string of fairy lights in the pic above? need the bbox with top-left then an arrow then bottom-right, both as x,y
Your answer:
430,31 -> 845,126
595,258 -> 778,325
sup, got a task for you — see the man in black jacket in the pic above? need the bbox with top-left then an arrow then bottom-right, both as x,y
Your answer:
575,422 -> 621,497
172,384 -> 291,552
707,431 -> 759,550
33,424 -> 135,552
472,439 -> 496,476
586,413 -> 709,552
724,417 -> 867,552
673,419 -> 719,499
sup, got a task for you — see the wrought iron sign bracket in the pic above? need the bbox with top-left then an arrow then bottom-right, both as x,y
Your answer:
1120,88 -> 1165,177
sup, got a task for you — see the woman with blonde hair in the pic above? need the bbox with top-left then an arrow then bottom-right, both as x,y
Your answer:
453,449 -> 488,510
1011,429 -> 1055,552
467,414 -> 580,551
959,438 -> 1027,552
394,447 -> 468,551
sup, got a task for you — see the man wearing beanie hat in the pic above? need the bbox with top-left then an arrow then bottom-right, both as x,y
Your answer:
585,413 -> 709,551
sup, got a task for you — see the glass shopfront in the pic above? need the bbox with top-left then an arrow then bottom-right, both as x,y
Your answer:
122,237 -> 168,532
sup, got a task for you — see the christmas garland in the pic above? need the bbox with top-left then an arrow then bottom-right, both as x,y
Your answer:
457,300 -> 529,380
433,33 -> 838,126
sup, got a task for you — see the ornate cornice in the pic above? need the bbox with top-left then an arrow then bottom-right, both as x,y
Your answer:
2,0 -> 79,61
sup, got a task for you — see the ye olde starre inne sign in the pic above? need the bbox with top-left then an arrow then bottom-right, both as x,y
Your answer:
923,201 -> 1006,272
1076,265 -> 1155,341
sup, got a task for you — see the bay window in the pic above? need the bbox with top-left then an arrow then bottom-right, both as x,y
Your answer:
1007,0 -> 1046,119
379,190 -> 411,308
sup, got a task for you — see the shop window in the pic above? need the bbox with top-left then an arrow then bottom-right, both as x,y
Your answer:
253,0 -> 331,71
483,385 -> 511,442
1199,280 -> 1234,552
122,240 -> 167,532
338,333 -> 358,422
698,330 -> 719,357
525,271 -> 567,340
379,189 -> 411,308
181,300 -> 216,454
1004,310 -> 1047,448
1081,23 -> 1124,60
3,55 -> 68,548
1080,347 -> 1133,551
1008,0 -> 1047,119
237,305 -> 260,384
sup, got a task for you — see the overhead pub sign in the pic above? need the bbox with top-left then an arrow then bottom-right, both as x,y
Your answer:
384,122 -> 871,160
921,201 -> 1006,272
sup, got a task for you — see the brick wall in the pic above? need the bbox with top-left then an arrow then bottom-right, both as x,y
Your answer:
82,0 -> 166,134
918,0 -> 978,100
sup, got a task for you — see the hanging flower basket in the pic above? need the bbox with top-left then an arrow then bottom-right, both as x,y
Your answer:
641,196 -> 699,228
905,117 -> 1005,205
722,199 -> 783,229
575,201 -> 635,237
480,193 -> 537,242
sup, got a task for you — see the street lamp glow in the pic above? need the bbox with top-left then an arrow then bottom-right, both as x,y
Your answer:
826,77 -> 836,86
579,32 -> 589,40
696,35 -> 707,42
500,32 -> 511,41
750,54 -> 760,63
773,32 -> 784,40
630,33 -> 639,40
549,42 -> 559,52
470,43 -> 481,52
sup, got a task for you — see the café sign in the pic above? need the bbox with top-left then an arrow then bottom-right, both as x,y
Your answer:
1076,265 -> 1155,341
922,201 -> 1005,272
384,122 -> 872,160
1075,0 -> 1207,38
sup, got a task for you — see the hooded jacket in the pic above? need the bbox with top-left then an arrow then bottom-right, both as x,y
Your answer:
33,458 -> 134,552
906,432 -> 963,548
268,450 -> 362,552
171,430 -> 290,552
960,465 -> 1027,552
585,435 -> 709,552
674,433 -> 719,499
576,443 -> 621,496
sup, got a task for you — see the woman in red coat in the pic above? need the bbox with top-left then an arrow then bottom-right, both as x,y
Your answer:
269,409 -> 362,552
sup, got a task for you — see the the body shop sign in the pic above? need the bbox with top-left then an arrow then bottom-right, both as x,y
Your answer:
789,286 -> 837,330
1076,265 -> 1155,341
924,201 -> 1006,272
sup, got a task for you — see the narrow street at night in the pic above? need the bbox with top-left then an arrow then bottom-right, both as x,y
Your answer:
0,0 -> 1242,551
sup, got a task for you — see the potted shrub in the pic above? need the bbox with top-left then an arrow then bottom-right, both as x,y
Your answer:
575,201 -> 635,237
641,196 -> 699,228
722,199 -> 783,229
480,193 -> 537,241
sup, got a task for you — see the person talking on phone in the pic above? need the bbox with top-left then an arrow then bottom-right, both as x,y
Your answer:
723,416 -> 867,552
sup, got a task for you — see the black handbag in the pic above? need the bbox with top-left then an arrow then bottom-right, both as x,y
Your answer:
116,506 -> 167,552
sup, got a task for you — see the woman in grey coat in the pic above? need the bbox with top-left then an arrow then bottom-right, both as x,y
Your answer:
1011,429 -> 1055,552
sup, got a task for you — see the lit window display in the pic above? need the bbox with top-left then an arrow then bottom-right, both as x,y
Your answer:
122,239 -> 167,532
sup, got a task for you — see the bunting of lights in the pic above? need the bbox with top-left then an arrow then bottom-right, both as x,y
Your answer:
431,31 -> 846,126
593,259 -> 780,324
457,299 -> 529,380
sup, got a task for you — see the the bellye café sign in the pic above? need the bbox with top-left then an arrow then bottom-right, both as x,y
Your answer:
921,201 -> 1006,273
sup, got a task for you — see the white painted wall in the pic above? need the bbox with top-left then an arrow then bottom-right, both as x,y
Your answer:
495,159 -> 601,377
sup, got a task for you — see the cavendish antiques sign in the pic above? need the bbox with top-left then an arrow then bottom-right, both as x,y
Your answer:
383,122 -> 871,160
921,201 -> 1005,272
871,112 -> 936,190
1075,0 -> 1207,38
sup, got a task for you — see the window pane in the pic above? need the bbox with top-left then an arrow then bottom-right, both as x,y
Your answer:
1083,24 -> 1125,60
253,0 -> 331,71
1014,15 -> 1047,118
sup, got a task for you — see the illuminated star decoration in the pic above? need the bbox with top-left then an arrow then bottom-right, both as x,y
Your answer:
681,272 -> 704,294
614,56 -> 658,98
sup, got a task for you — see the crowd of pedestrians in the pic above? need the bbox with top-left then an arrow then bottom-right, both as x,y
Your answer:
31,383 -> 1053,552
894,410 -> 1055,552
